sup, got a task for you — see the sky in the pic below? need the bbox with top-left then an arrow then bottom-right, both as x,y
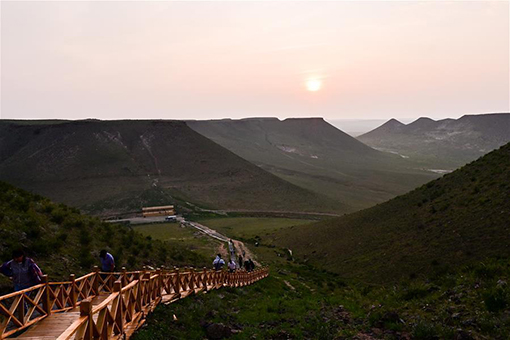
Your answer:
1,1 -> 509,122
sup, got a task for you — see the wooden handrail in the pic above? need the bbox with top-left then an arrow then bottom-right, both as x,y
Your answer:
0,267 -> 269,339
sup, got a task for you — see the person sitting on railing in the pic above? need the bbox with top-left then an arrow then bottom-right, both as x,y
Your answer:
212,254 -> 225,271
99,250 -> 115,272
0,249 -> 43,291
228,259 -> 236,273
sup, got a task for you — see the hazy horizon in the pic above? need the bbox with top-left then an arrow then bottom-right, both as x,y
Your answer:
1,1 -> 508,121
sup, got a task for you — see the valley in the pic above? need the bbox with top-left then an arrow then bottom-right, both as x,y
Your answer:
188,118 -> 438,210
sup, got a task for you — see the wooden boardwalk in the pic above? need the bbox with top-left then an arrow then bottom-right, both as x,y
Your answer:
0,267 -> 269,340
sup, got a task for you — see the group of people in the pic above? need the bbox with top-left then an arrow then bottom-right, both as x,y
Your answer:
212,253 -> 256,273
1,249 -> 115,292
2,243 -> 256,293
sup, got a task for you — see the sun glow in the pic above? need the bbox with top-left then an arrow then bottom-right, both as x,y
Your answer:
306,79 -> 322,92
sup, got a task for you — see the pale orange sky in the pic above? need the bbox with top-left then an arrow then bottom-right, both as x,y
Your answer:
1,1 -> 508,121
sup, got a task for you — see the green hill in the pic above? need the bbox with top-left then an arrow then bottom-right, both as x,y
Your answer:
188,118 -> 437,210
358,113 -> 510,169
0,120 -> 342,216
273,142 -> 510,283
0,181 -> 208,292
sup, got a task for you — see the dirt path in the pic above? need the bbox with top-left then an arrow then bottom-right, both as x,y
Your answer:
232,239 -> 260,266
184,219 -> 260,266
184,220 -> 229,242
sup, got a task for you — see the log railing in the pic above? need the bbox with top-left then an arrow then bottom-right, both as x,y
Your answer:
0,266 -> 269,339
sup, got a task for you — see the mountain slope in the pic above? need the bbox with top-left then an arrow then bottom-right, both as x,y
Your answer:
0,120 -> 342,215
0,181 -> 210,292
188,118 -> 437,210
358,113 -> 510,168
274,142 -> 510,283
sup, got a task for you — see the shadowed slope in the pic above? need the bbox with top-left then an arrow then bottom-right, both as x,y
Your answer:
274,143 -> 510,283
0,120 -> 343,215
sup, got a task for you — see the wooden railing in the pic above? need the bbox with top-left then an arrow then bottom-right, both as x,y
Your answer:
0,266 -> 269,339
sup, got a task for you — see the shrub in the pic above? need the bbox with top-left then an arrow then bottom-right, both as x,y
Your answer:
412,321 -> 441,339
484,287 -> 508,313
79,229 -> 92,246
402,284 -> 430,301
78,247 -> 94,268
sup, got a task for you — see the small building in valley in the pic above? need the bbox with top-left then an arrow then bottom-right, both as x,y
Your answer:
142,205 -> 175,217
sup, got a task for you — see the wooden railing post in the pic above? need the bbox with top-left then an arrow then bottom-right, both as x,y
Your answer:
93,266 -> 100,295
69,274 -> 77,308
41,275 -> 51,316
202,267 -> 208,291
80,299 -> 93,340
144,270 -> 151,304
174,267 -> 181,296
18,290 -> 26,325
122,267 -> 127,286
156,268 -> 162,298
113,280 -> 124,335
133,272 -> 142,313
189,267 -> 195,292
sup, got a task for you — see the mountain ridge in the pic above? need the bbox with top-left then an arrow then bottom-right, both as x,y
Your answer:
0,120 -> 343,215
188,117 -> 436,210
358,112 -> 510,168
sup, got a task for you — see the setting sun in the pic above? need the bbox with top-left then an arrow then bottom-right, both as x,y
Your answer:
306,79 -> 322,92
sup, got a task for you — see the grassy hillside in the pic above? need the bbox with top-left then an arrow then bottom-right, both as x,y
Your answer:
0,181 -> 208,292
273,143 -> 510,283
358,113 -> 510,169
188,118 -> 437,210
0,120 -> 342,216
134,216 -> 510,339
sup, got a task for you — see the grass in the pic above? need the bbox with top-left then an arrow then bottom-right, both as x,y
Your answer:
273,143 -> 510,283
0,181 -> 209,293
195,217 -> 313,243
134,262 -> 365,340
133,216 -> 510,339
133,222 -> 222,261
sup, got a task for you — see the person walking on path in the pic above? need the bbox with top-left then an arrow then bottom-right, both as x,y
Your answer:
0,249 -> 43,291
248,259 -> 255,272
238,255 -> 243,269
228,260 -> 236,273
99,250 -> 115,272
213,254 -> 225,271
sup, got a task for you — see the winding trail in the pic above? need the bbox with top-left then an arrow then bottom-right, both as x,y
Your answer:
182,219 -> 260,266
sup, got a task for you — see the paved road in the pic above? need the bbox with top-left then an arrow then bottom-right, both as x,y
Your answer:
183,220 -> 229,242
106,216 -> 169,224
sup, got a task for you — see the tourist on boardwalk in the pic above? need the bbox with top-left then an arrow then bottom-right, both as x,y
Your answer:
99,250 -> 115,272
228,260 -> 236,273
248,259 -> 255,272
238,255 -> 243,269
0,249 -> 43,291
228,239 -> 235,257
213,254 -> 225,271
